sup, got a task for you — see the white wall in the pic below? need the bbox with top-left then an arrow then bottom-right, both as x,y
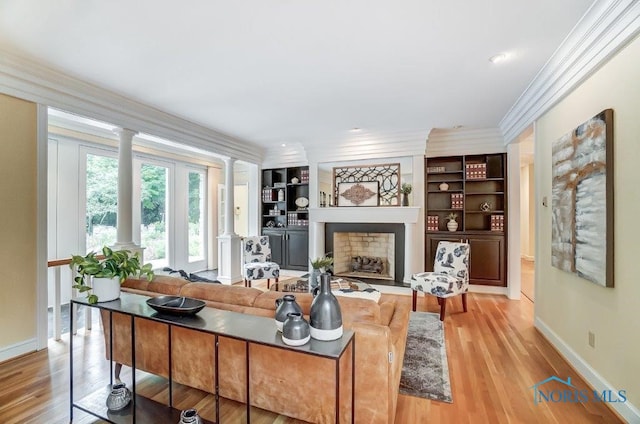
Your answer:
535,34 -> 640,419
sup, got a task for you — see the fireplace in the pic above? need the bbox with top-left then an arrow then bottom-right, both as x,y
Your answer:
325,223 -> 405,283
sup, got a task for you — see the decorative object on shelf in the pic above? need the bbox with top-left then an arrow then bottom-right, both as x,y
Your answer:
70,246 -> 154,304
295,196 -> 309,209
310,273 -> 343,341
282,312 -> 311,346
106,382 -> 132,411
278,189 -> 285,201
291,176 -> 300,184
551,109 -> 614,288
319,191 -> 327,207
146,296 -> 206,316
446,213 -> 458,232
439,182 -> 449,191
266,220 -> 275,227
427,166 -> 446,173
274,182 -> 287,188
480,201 -> 492,211
400,183 -> 412,206
338,181 -> 379,206
178,408 -> 202,424
309,255 -> 333,291
275,294 -> 303,332
333,163 -> 400,206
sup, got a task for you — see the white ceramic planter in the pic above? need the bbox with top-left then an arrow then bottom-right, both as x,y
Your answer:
447,220 -> 458,232
92,277 -> 121,302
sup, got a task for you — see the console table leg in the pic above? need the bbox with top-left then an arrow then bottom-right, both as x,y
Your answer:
246,342 -> 251,422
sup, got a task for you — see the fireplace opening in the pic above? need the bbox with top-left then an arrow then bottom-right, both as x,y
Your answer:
333,232 -> 395,281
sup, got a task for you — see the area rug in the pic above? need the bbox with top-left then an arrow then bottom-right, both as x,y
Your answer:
399,311 -> 453,403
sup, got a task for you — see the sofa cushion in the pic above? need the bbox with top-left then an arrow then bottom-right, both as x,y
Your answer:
379,301 -> 396,326
123,275 -> 190,295
180,282 -> 263,307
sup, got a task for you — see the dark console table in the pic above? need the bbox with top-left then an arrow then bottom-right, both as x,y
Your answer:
70,292 -> 355,423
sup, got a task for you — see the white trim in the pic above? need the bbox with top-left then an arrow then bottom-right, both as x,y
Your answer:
535,317 -> 640,423
36,104 -> 49,350
0,50 -> 263,164
507,143 -> 522,300
0,339 -> 37,363
500,0 -> 640,143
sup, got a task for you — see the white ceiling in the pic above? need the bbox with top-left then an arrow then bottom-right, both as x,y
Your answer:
0,0 -> 595,149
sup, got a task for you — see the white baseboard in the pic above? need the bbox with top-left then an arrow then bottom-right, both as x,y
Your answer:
535,317 -> 640,423
0,338 -> 37,363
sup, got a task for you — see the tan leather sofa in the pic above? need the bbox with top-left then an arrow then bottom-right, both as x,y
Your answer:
102,276 -> 410,423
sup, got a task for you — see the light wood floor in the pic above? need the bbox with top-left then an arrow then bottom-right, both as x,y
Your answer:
521,259 -> 535,302
0,291 -> 622,424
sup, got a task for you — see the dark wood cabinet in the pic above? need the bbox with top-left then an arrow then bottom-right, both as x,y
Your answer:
262,229 -> 308,271
261,166 -> 309,271
425,154 -> 507,287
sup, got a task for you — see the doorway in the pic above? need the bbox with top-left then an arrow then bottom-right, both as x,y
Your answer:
519,131 -> 535,302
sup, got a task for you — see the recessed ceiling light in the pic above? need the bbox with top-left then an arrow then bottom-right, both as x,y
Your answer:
281,143 -> 286,147
489,53 -> 507,64
350,128 -> 362,133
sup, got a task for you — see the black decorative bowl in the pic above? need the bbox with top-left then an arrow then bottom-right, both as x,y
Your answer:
146,296 -> 206,316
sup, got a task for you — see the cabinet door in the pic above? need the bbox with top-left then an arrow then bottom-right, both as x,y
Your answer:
285,230 -> 309,270
425,233 -> 505,287
467,235 -> 505,286
262,230 -> 285,266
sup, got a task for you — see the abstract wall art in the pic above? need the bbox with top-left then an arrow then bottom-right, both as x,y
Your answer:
551,109 -> 614,287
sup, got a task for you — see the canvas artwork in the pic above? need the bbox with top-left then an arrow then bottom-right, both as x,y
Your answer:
338,181 -> 379,206
551,109 -> 613,287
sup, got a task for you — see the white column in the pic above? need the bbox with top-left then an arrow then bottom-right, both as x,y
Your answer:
112,128 -> 142,253
507,142 -> 522,299
404,222 -> 415,283
217,158 -> 242,284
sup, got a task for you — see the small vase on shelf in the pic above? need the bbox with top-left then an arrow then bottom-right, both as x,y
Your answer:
446,213 -> 458,232
178,408 -> 202,424
439,182 -> 449,191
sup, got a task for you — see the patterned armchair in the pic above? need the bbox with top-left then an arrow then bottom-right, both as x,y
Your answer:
410,241 -> 470,321
242,236 -> 280,289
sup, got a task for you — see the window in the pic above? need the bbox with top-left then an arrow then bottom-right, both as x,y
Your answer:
85,153 -> 118,253
188,171 -> 205,262
140,163 -> 169,268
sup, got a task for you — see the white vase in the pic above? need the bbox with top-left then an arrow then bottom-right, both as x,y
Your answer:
447,220 -> 458,232
91,277 -> 121,302
439,182 -> 449,191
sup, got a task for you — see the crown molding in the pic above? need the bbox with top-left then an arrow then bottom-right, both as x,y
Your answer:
500,0 -> 640,143
0,50 -> 264,163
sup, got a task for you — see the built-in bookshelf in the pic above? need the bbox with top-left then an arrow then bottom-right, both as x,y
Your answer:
425,154 -> 507,286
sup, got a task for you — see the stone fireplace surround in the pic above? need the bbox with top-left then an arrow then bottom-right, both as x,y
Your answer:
309,206 -> 420,285
327,223 -> 404,282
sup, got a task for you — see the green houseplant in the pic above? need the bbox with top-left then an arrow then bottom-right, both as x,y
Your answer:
400,183 -> 412,206
309,255 -> 333,291
70,246 -> 154,304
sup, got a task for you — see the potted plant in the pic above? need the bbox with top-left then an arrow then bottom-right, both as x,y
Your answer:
70,246 -> 154,304
400,183 -> 412,206
309,255 -> 333,290
447,212 -> 459,232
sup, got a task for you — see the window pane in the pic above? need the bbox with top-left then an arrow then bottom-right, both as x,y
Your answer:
86,154 -> 118,253
188,172 -> 205,262
141,163 -> 168,267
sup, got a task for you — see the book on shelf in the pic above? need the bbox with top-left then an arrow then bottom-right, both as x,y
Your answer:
427,166 -> 446,173
490,214 -> 504,231
427,215 -> 439,231
451,193 -> 464,209
465,163 -> 487,180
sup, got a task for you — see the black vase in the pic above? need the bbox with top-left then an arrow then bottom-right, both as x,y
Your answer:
178,408 -> 202,424
275,295 -> 302,332
402,193 -> 409,206
282,312 -> 311,346
309,273 -> 343,341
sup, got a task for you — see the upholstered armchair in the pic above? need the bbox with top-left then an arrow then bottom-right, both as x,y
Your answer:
242,236 -> 280,289
410,241 -> 470,321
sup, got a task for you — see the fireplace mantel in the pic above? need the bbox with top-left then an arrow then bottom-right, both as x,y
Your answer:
309,207 -> 421,284
309,206 -> 420,224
